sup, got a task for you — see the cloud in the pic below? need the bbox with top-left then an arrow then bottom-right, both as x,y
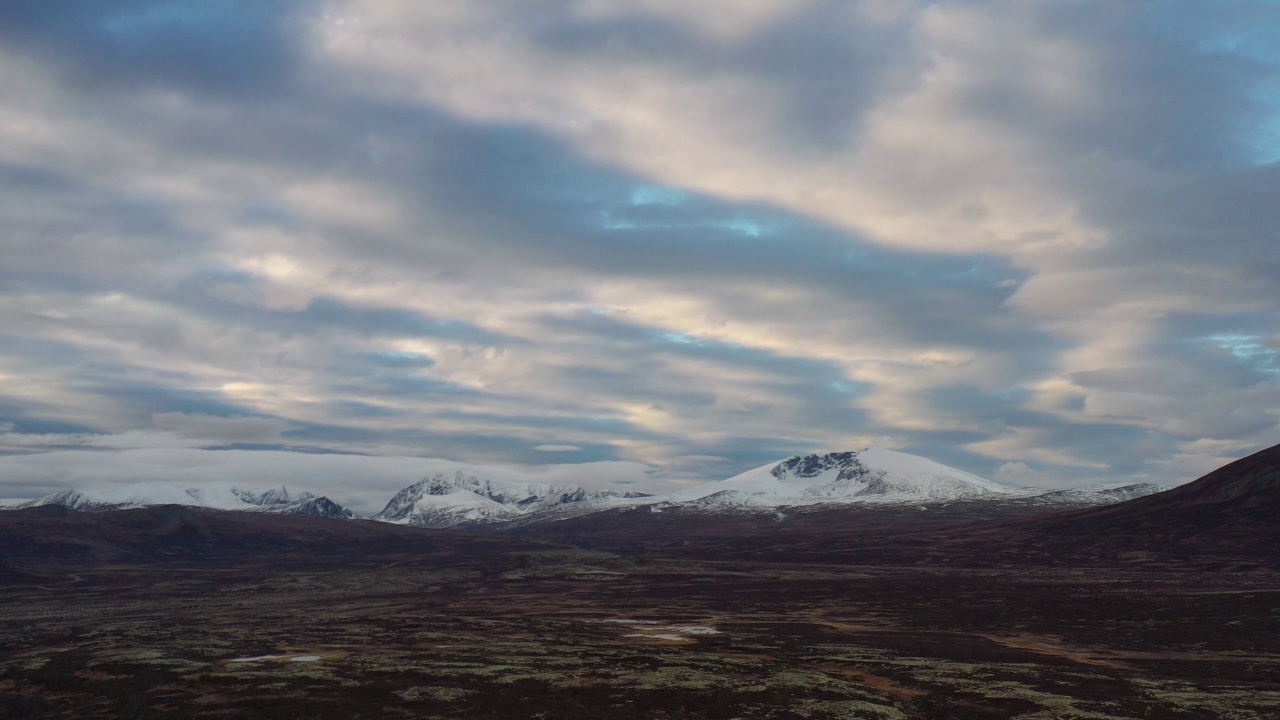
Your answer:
994,461 -> 1058,490
151,412 -> 291,443
534,444 -> 583,452
0,0 -> 305,97
0,0 -> 1278,499
0,448 -> 671,515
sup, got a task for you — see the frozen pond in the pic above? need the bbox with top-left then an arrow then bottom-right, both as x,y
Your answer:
625,633 -> 688,642
664,625 -> 720,635
602,619 -> 723,641
228,654 -> 323,664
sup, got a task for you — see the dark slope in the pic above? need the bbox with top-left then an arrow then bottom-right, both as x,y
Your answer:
522,444 -> 1280,568
767,442 -> 1280,566
988,441 -> 1280,561
1078,441 -> 1280,518
0,504 -> 560,579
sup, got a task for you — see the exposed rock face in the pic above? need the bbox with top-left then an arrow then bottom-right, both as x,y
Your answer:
771,452 -> 867,480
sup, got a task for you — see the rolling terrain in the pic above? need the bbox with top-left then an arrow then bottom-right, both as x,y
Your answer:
1,444 -> 1278,718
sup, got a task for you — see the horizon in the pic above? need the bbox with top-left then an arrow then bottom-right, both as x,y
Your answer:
2,1 -> 1279,504
0,443 -> 1196,517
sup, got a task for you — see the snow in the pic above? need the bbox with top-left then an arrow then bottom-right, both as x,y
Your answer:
857,446 -> 1017,494
373,470 -> 656,528
612,621 -> 722,641
1030,482 -> 1169,505
1067,480 -> 1169,492
228,655 -> 287,663
374,446 -> 1135,525
228,654 -> 322,663
8,447 -> 1167,527
662,446 -> 1033,509
15,481 -> 348,517
663,625 -> 721,635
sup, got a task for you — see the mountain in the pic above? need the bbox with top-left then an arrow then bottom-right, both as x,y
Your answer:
4,449 -> 1174,531
665,447 -> 1033,508
15,482 -> 355,519
273,495 -> 356,519
373,448 -> 1172,529
374,471 -> 650,528
1016,442 -> 1280,556
855,443 -> 1280,566
1028,481 -> 1170,506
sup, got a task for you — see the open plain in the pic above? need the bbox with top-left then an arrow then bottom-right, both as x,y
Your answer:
2,502 -> 1279,719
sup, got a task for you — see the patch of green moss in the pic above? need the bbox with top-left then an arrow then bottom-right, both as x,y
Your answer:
632,665 -> 724,690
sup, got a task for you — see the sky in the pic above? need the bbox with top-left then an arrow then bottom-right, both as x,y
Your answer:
1,0 -> 1279,508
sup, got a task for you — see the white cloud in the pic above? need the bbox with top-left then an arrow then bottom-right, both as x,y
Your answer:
994,461 -> 1059,489
0,0 -> 1277,497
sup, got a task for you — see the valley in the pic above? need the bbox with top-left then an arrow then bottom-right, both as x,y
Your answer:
3,445 -> 1279,718
2,511 -> 1279,719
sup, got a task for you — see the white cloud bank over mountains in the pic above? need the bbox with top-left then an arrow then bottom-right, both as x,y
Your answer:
0,0 -> 1278,499
0,447 -> 668,516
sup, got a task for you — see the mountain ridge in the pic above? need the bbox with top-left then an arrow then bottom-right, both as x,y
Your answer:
17,482 -> 355,519
4,447 -> 1175,528
373,470 -> 650,528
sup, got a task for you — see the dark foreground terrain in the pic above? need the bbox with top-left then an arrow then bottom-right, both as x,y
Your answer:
3,445 -> 1280,719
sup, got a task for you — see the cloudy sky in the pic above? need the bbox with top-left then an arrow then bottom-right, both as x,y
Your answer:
1,0 -> 1278,507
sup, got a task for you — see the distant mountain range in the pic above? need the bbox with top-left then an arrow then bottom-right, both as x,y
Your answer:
3,443 -> 1278,568
373,472 -> 650,528
7,447 -> 1170,528
15,483 -> 354,519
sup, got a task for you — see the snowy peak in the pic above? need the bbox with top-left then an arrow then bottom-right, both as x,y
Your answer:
771,451 -> 866,481
234,486 -> 308,507
1031,482 -> 1170,506
279,495 -> 356,519
671,447 -> 1028,508
374,471 -> 651,528
662,448 -> 1180,514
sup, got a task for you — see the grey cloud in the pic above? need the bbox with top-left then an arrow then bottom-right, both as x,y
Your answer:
0,162 -> 202,288
279,418 -> 626,467
391,114 -> 1054,358
0,408 -> 101,436
1,0 -> 1278,494
529,0 -> 915,152
0,0 -> 306,96
180,272 -> 519,346
151,412 -> 291,443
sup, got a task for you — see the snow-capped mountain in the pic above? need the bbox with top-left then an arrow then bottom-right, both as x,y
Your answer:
3,449 -> 1176,529
666,447 -> 1034,508
375,471 -> 650,528
1029,482 -> 1170,506
372,449 -> 1176,526
16,483 -> 355,519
